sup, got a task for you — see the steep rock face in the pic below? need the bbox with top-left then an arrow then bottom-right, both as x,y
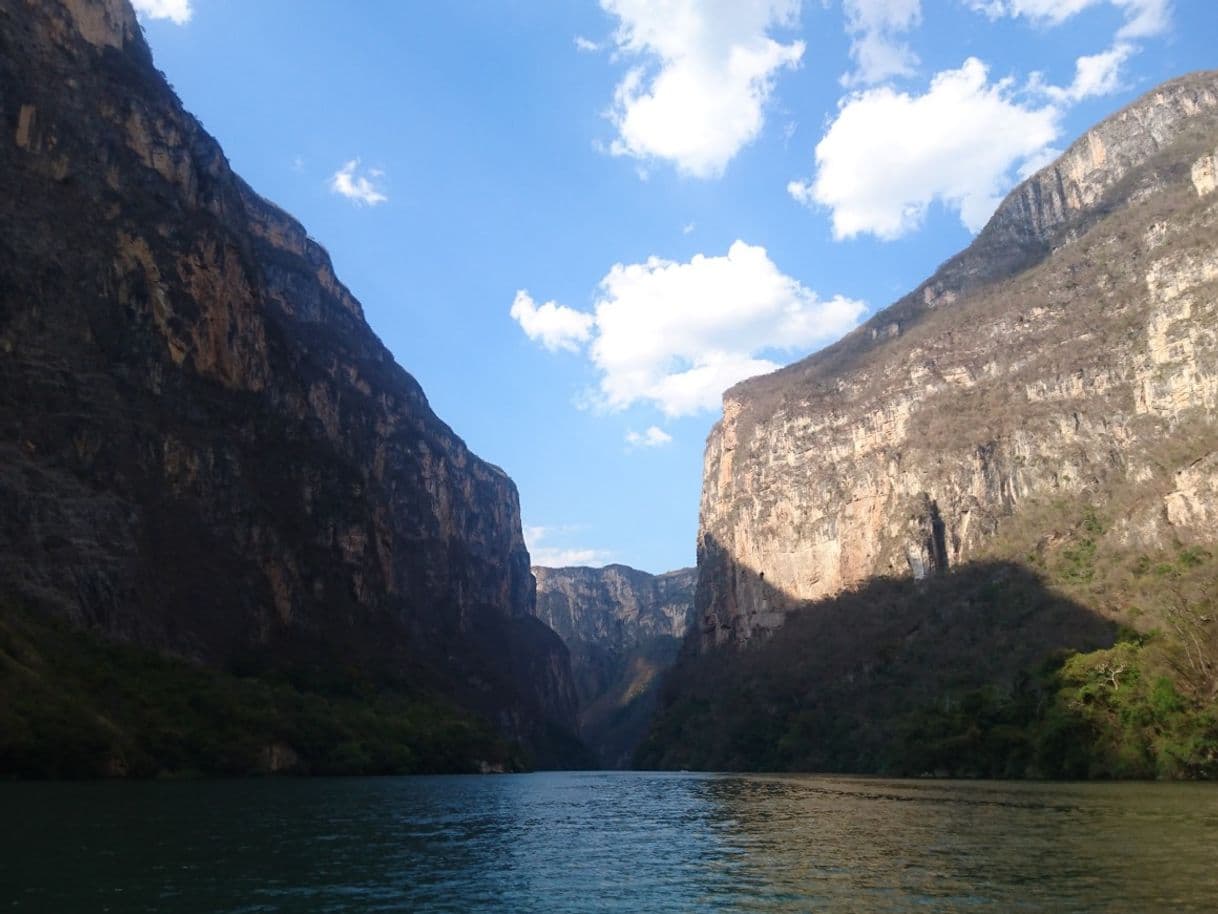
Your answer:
533,565 -> 696,767
0,0 -> 579,760
698,71 -> 1218,649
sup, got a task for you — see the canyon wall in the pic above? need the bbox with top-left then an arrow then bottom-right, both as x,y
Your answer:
533,565 -> 695,767
0,0 -> 580,762
698,71 -> 1218,649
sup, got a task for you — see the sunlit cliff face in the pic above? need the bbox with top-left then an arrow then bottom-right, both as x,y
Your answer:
695,73 -> 1218,650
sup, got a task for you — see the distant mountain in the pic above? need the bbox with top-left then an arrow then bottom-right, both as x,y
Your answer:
642,72 -> 1218,778
0,0 -> 584,775
533,565 -> 695,768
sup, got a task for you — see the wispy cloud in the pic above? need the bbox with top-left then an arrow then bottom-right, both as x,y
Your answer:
524,525 -> 613,568
841,0 -> 922,86
329,159 -> 388,207
626,426 -> 673,450
574,35 -> 601,52
1038,43 -> 1135,103
965,0 -> 1170,40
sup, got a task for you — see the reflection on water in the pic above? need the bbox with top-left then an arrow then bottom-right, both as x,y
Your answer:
2,773 -> 1215,912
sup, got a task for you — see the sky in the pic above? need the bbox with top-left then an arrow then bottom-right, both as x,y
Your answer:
132,0 -> 1215,573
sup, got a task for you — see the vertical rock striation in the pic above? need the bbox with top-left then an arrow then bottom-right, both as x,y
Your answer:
697,71 -> 1218,650
533,565 -> 696,767
0,0 -> 580,763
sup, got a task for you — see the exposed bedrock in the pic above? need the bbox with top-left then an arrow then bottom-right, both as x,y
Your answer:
698,71 -> 1218,650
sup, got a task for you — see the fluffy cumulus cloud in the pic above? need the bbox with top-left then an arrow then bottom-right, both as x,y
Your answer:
842,0 -> 922,86
131,0 -> 192,24
329,160 -> 388,207
512,241 -> 866,417
791,58 -> 1060,239
625,426 -> 673,450
524,526 -> 612,568
601,0 -> 805,178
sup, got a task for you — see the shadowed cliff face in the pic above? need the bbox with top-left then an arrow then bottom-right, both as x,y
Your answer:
699,71 -> 1218,650
533,565 -> 696,768
641,539 -> 1120,775
0,0 -> 580,763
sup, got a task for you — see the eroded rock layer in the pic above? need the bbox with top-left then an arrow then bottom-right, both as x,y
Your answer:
0,0 -> 580,763
698,71 -> 1218,649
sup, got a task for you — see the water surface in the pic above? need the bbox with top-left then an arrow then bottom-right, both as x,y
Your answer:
3,772 -> 1215,912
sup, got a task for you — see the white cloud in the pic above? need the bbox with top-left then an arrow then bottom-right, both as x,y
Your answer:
965,1 -> 1165,108
131,0 -> 192,24
626,426 -> 673,449
842,0 -> 922,85
964,0 -> 1171,40
524,526 -> 612,568
1113,0 -> 1171,39
512,241 -> 866,417
792,58 -> 1060,239
682,222 -> 696,235
600,0 -> 806,178
329,160 -> 388,207
1041,43 -> 1134,103
510,290 -> 595,353
575,35 -> 601,52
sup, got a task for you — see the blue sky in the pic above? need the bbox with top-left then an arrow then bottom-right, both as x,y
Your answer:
132,0 -> 1214,573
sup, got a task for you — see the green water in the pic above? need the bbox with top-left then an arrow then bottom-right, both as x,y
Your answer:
2,773 -> 1215,912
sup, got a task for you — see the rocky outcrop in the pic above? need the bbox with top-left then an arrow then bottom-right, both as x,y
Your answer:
533,565 -> 696,767
698,71 -> 1218,649
1195,149 -> 1218,196
0,0 -> 581,763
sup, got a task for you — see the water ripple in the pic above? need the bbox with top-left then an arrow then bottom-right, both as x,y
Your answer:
2,772 -> 1216,912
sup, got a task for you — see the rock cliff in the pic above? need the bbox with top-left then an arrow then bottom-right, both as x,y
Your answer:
533,565 -> 695,767
0,0 -> 581,765
698,71 -> 1218,649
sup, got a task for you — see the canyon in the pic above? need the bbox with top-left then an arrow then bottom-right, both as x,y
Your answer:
533,564 -> 695,767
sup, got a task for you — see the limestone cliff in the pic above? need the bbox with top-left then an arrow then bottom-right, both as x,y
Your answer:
533,565 -> 695,767
0,0 -> 580,764
698,71 -> 1218,649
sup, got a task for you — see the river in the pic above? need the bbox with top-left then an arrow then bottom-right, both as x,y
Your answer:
3,772 -> 1215,912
